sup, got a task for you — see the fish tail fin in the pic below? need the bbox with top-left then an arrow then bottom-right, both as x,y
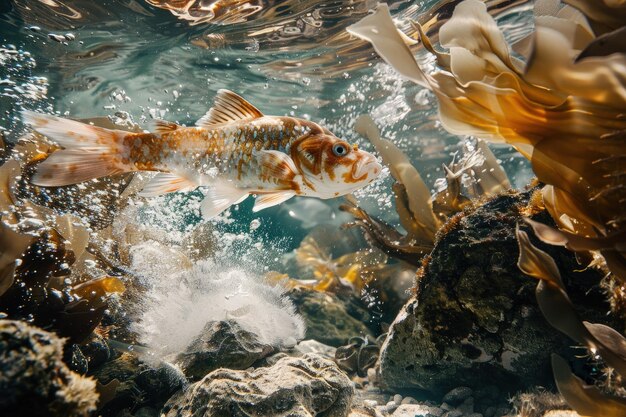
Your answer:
22,110 -> 132,186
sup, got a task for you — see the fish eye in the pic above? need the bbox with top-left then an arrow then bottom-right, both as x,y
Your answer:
332,143 -> 349,157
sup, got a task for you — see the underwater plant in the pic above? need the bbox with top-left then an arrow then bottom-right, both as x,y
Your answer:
517,227 -> 626,415
341,114 -> 511,266
0,133 -> 128,343
346,0 -> 626,282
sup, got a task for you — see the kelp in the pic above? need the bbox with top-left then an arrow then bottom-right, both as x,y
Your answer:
0,129 -> 130,342
292,231 -> 388,294
347,0 -> 626,281
517,227 -> 626,415
342,114 -> 510,265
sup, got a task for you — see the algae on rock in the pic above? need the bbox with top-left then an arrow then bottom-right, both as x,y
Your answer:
0,319 -> 99,417
378,191 -> 613,396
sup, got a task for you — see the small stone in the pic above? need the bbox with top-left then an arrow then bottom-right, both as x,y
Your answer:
457,397 -> 474,414
363,399 -> 378,408
392,404 -> 443,417
442,386 -> 473,405
367,367 -> 377,383
466,413 -> 483,417
383,400 -> 399,413
440,402 -> 454,411
393,394 -> 403,405
442,411 -> 463,417
292,339 -> 336,359
401,396 -> 418,404
484,406 -> 496,417
496,407 -> 511,416
134,406 -> 158,417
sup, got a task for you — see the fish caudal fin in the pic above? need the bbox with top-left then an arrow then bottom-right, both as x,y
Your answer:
200,182 -> 248,219
22,110 -> 131,186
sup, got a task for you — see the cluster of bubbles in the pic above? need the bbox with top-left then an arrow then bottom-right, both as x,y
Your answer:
0,44 -> 51,139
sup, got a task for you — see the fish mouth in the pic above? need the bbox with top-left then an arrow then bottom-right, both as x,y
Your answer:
353,155 -> 382,180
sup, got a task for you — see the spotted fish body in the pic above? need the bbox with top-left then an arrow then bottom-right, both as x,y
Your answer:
129,117 -> 314,191
23,90 -> 382,218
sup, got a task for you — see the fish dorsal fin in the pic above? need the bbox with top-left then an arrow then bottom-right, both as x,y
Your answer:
152,120 -> 181,134
138,172 -> 197,197
196,89 -> 264,128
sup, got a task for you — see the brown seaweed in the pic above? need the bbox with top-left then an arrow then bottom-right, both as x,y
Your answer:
347,0 -> 626,281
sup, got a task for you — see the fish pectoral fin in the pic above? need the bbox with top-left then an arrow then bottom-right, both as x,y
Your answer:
151,119 -> 182,134
201,182 -> 249,219
138,173 -> 197,197
256,150 -> 298,179
196,89 -> 264,128
253,191 -> 296,212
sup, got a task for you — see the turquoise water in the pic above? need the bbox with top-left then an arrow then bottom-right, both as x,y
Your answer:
0,1 -> 565,415
1,0 -> 534,256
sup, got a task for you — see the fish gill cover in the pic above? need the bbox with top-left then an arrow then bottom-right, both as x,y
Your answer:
0,0 -> 625,416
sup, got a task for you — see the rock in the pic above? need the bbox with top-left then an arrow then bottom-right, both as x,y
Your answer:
161,353 -> 354,417
543,411 -> 579,417
442,387 -> 473,405
440,402 -> 453,411
442,411 -> 463,417
392,404 -> 444,416
378,191 -> 614,396
0,319 -> 98,416
457,397 -> 475,414
292,339 -> 337,360
93,353 -> 184,415
288,287 -> 374,347
80,332 -> 111,370
393,394 -> 403,405
175,320 -> 275,380
366,367 -> 377,384
401,396 -> 418,405
134,406 -> 159,417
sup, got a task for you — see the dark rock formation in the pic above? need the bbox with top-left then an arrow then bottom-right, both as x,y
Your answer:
92,353 -> 185,416
175,320 -> 275,380
288,287 -> 374,347
161,353 -> 354,417
378,191 -> 613,397
0,319 -> 99,417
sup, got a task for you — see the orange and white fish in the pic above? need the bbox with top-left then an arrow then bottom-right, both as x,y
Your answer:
22,90 -> 382,218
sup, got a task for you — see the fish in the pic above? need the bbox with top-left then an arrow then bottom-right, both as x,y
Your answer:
22,89 -> 382,218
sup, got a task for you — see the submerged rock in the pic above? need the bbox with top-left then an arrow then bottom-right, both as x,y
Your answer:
288,287 -> 374,347
0,319 -> 99,416
162,353 -> 354,417
378,191 -> 612,397
92,353 -> 184,416
175,320 -> 275,380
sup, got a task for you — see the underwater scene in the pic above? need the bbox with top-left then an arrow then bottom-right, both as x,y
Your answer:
0,0 -> 625,416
